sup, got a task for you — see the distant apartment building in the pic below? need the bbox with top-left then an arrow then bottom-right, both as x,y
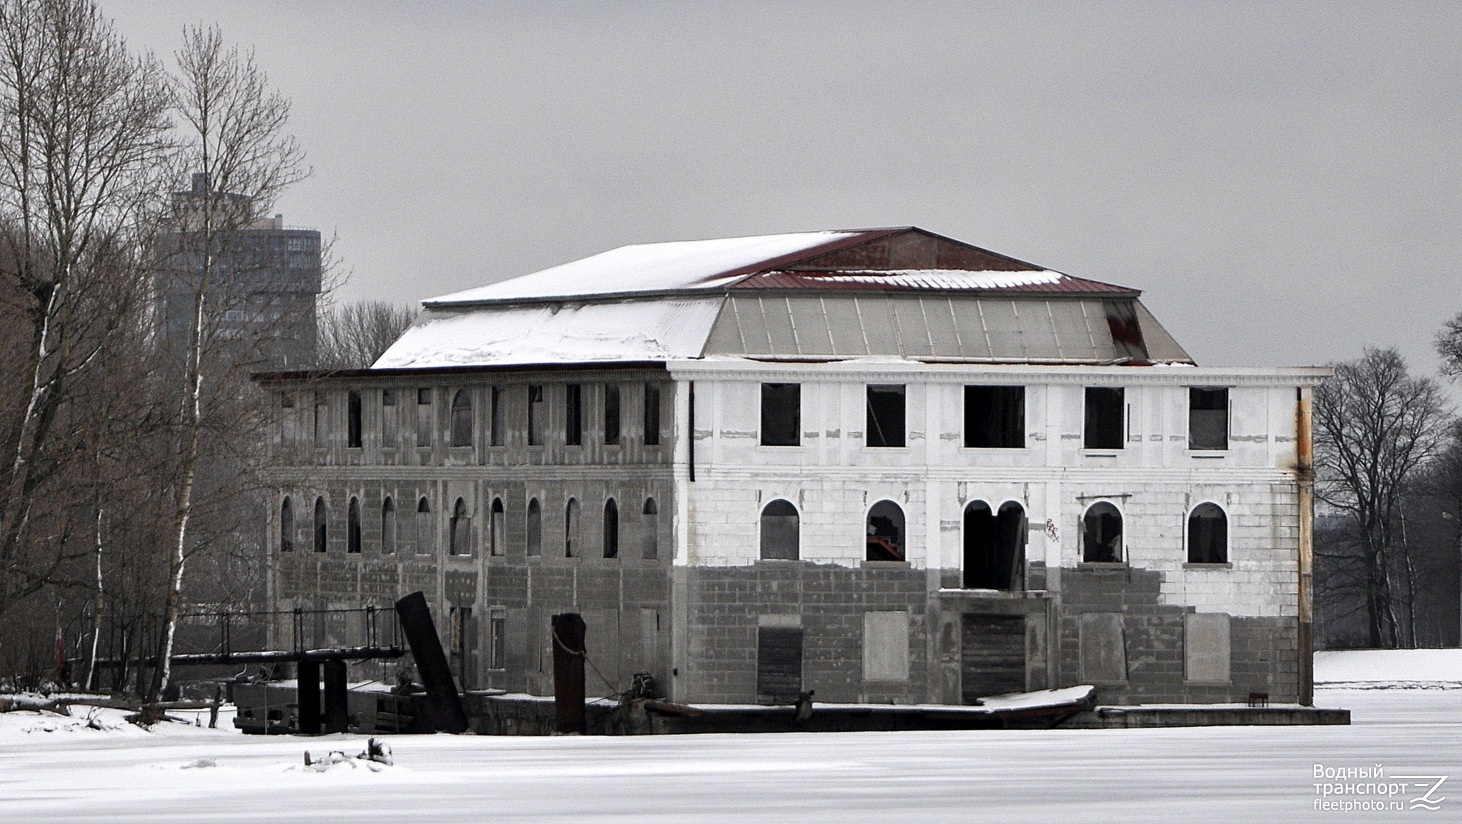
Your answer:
157,173 -> 321,369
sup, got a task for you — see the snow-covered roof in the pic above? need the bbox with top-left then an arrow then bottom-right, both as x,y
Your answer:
370,227 -> 1191,370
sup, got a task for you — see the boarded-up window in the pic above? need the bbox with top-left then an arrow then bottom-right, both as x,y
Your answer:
489,607 -> 507,671
1079,613 -> 1127,684
526,497 -> 542,556
961,613 -> 1025,702
382,390 -> 397,447
489,498 -> 505,556
760,383 -> 800,446
862,611 -> 909,681
604,384 -> 620,445
565,384 -> 582,446
964,385 -> 1024,448
865,384 -> 905,448
756,625 -> 803,704
527,385 -> 544,445
280,393 -> 297,445
347,391 -> 362,448
1184,613 -> 1231,683
1188,387 -> 1228,450
760,499 -> 799,561
451,389 -> 473,447
1081,501 -> 1123,563
643,384 -> 661,445
1084,387 -> 1124,450
314,395 -> 329,447
1187,502 -> 1228,563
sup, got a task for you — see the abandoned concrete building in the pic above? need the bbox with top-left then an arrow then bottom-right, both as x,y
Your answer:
257,227 -> 1327,708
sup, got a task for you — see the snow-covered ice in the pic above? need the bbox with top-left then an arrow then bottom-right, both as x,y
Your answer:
2,650 -> 1459,822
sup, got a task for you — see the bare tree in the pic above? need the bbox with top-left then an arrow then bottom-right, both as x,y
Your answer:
316,300 -> 417,369
1436,310 -> 1462,380
149,23 -> 305,700
0,0 -> 171,622
1314,347 -> 1452,648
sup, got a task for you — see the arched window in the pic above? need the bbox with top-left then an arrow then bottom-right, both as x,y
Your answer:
280,497 -> 294,553
565,498 -> 581,557
759,499 -> 799,561
962,500 -> 1026,590
347,497 -> 362,553
641,498 -> 658,560
313,497 -> 327,553
1081,501 -> 1123,563
381,497 -> 397,554
450,497 -> 470,556
526,497 -> 542,556
603,498 -> 619,558
1187,503 -> 1228,564
866,500 -> 905,561
489,497 -> 505,556
451,389 -> 473,447
416,497 -> 433,555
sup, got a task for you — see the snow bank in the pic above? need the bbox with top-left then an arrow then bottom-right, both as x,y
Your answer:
1314,648 -> 1462,688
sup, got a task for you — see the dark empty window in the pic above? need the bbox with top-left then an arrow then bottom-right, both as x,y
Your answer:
347,391 -> 362,448
416,388 -> 432,447
643,384 -> 661,445
526,497 -> 542,556
603,498 -> 619,559
416,497 -> 432,555
760,499 -> 800,560
450,497 -> 470,556
527,385 -> 544,445
641,498 -> 658,560
382,497 -> 397,554
965,386 -> 1025,449
1081,502 -> 1123,562
866,385 -> 906,448
1189,388 -> 1228,450
1084,387 -> 1124,450
313,395 -> 328,447
382,390 -> 398,447
866,500 -> 905,561
604,384 -> 621,445
962,500 -> 1026,590
313,497 -> 327,553
565,384 -> 582,446
347,497 -> 362,553
1188,503 -> 1228,564
280,497 -> 294,553
490,386 -> 505,446
451,389 -> 473,447
761,383 -> 801,446
565,498 -> 580,557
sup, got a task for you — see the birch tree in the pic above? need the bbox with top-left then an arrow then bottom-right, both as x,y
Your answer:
0,0 -> 170,622
149,24 -> 304,700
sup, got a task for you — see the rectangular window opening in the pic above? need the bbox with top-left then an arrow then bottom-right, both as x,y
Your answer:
347,391 -> 362,448
964,385 -> 1025,449
416,388 -> 432,448
527,385 -> 544,446
760,383 -> 801,447
865,384 -> 906,448
565,384 -> 582,446
1189,387 -> 1229,450
643,384 -> 661,446
1084,387 -> 1124,450
381,389 -> 398,447
604,384 -> 620,445
490,386 -> 505,446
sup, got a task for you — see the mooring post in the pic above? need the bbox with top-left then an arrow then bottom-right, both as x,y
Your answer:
323,659 -> 349,733
297,659 -> 321,735
552,612 -> 587,734
394,591 -> 470,733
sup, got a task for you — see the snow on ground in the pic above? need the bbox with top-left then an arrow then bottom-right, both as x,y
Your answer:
2,650 -> 1460,823
1316,648 -> 1462,689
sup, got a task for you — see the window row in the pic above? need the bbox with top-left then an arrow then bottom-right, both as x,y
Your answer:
294,382 -> 665,450
279,494 -> 660,560
755,497 -> 1231,574
761,383 -> 1231,451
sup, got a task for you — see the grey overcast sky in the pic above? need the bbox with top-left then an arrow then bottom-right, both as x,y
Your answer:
104,1 -> 1462,375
